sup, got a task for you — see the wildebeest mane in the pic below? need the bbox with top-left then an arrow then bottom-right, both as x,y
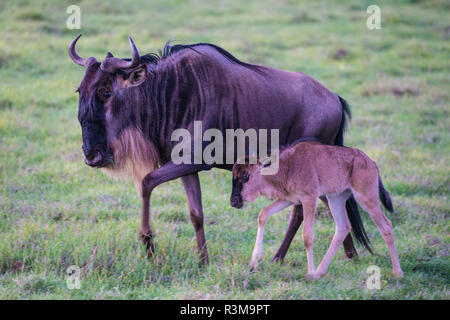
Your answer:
122,42 -> 263,73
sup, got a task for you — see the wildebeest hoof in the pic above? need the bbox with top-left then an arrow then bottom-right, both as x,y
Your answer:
198,253 -> 209,267
271,256 -> 283,264
140,233 -> 155,257
344,253 -> 355,260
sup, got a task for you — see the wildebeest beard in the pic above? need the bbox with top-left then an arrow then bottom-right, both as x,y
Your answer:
102,126 -> 160,190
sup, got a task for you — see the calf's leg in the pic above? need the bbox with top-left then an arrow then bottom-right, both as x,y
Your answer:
181,173 -> 209,265
301,198 -> 317,280
320,196 -> 357,259
315,195 -> 351,277
353,190 -> 403,278
272,204 -> 303,262
273,198 -> 357,262
250,200 -> 292,270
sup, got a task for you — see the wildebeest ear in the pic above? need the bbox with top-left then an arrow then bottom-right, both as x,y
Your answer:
121,66 -> 147,88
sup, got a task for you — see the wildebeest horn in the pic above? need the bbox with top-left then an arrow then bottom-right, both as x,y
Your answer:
100,36 -> 140,72
68,34 -> 97,67
68,34 -> 86,66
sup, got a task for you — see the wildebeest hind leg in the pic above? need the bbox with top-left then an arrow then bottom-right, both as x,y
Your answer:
182,173 -> 209,265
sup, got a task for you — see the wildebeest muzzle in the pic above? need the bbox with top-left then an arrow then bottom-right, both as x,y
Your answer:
230,178 -> 244,208
230,194 -> 243,209
81,121 -> 113,168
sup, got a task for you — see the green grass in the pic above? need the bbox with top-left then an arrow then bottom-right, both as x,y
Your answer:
0,0 -> 449,299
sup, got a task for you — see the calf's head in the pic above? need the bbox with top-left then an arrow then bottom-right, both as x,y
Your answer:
69,34 -> 149,168
230,161 -> 263,208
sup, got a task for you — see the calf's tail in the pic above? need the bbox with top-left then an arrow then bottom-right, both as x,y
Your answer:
378,175 -> 394,213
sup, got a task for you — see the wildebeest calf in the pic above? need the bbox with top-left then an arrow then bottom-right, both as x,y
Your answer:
231,139 -> 403,279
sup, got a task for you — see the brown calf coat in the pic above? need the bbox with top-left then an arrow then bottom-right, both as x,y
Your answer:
232,140 -> 403,278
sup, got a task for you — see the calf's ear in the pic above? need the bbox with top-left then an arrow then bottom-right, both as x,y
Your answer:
120,66 -> 147,88
259,158 -> 272,169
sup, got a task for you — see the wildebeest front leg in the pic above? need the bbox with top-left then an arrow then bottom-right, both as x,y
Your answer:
141,161 -> 212,258
181,173 -> 209,265
140,192 -> 155,257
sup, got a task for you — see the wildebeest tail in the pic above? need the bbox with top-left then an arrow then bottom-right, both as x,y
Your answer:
334,96 -> 373,254
378,176 -> 394,213
333,96 -> 352,147
346,196 -> 373,254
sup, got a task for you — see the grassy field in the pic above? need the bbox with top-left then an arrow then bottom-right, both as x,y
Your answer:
0,0 -> 448,299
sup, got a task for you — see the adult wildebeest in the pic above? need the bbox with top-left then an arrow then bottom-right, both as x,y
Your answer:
69,34 -> 368,264
231,139 -> 402,278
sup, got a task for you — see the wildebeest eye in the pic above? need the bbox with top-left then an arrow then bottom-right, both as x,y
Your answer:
97,87 -> 112,100
241,171 -> 250,183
